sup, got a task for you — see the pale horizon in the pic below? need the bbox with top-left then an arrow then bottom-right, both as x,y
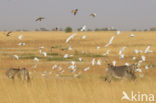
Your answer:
0,0 -> 156,31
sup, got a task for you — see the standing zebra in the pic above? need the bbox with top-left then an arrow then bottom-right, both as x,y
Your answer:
6,68 -> 30,82
105,63 -> 137,83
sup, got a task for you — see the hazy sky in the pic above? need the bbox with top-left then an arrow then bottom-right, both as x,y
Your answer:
0,0 -> 156,30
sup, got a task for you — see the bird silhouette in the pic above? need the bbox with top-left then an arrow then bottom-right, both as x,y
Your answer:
6,31 -> 12,36
72,9 -> 78,16
35,17 -> 45,22
90,13 -> 96,17
13,55 -> 19,60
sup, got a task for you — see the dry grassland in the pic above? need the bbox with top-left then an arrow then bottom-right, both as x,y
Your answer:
0,31 -> 156,103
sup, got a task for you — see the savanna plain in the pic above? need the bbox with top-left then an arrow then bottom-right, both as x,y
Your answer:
0,31 -> 156,103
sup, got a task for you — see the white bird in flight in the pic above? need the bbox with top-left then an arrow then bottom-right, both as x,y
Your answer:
82,35 -> 86,39
42,52 -> 47,57
18,35 -> 23,40
96,46 -> 100,50
141,56 -> 146,61
58,65 -> 62,71
71,61 -> 75,65
144,46 -> 152,53
92,58 -> 96,66
52,64 -> 57,70
105,36 -> 115,47
136,68 -> 142,72
80,25 -> 86,31
116,31 -> 120,35
130,33 -> 135,37
112,60 -> 116,66
34,57 -> 39,62
145,64 -> 152,70
103,50 -> 110,56
132,57 -> 136,60
68,65 -> 76,70
13,55 -> 19,60
119,47 -> 126,55
97,60 -> 101,66
125,63 -> 129,66
145,65 -> 149,70
18,42 -> 25,46
134,49 -> 139,54
39,49 -> 42,54
137,60 -> 143,66
64,54 -> 68,58
78,58 -> 82,62
40,46 -> 44,49
84,67 -> 90,71
120,54 -> 125,59
66,33 -> 77,43
68,46 -> 72,50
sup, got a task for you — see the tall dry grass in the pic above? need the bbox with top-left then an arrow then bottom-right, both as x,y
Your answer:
0,31 -> 156,103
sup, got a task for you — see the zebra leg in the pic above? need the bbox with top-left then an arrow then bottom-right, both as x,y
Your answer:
107,76 -> 112,83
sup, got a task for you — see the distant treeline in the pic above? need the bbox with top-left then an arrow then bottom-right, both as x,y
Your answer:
1,27 -> 156,32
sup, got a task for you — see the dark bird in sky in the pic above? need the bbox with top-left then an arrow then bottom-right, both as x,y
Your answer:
35,17 -> 45,22
6,31 -> 12,36
72,9 -> 78,16
90,13 -> 96,18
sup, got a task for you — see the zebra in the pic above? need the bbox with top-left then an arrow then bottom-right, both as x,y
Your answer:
105,63 -> 137,83
6,68 -> 30,82
16,68 -> 30,81
6,68 -> 20,79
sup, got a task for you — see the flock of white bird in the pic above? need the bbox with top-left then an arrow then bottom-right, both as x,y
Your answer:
11,30 -> 153,79
10,9 -> 153,79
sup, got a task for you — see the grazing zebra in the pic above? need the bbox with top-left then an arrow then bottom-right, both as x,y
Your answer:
6,68 -> 30,82
105,64 -> 137,83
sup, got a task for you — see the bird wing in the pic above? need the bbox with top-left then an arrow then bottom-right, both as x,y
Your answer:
6,31 -> 12,36
35,18 -> 39,21
35,17 -> 44,21
66,33 -> 77,43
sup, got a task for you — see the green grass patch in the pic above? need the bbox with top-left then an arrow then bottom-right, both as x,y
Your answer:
47,53 -> 59,56
51,45 -> 62,49
59,75 -> 73,78
83,53 -> 104,58
152,64 -> 156,68
47,56 -> 78,61
20,54 -> 45,60
1,52 -> 8,56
